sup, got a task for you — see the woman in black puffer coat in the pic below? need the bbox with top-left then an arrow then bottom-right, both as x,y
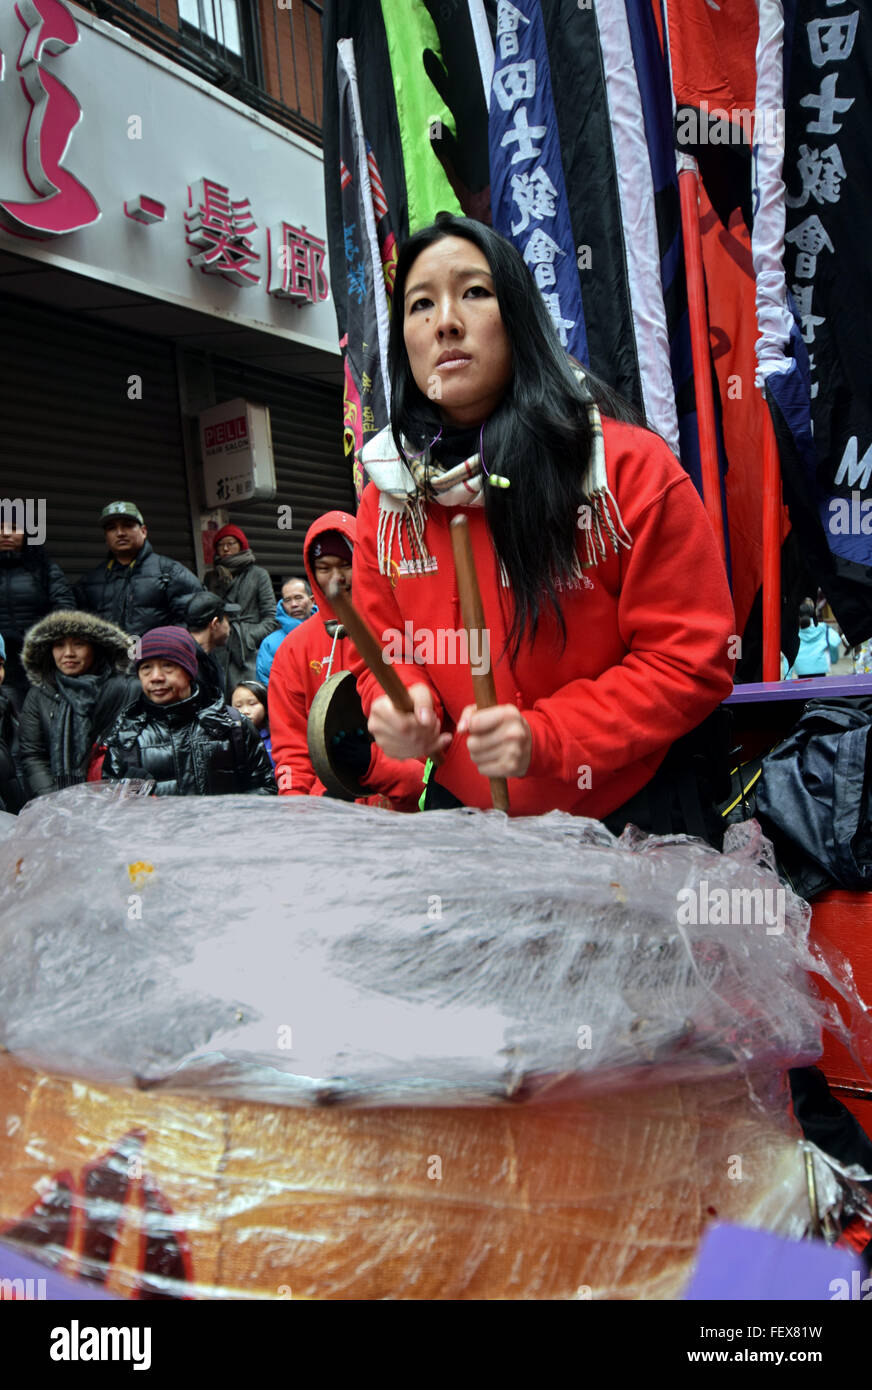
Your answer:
19,611 -> 137,797
0,532 -> 76,696
0,633 -> 27,813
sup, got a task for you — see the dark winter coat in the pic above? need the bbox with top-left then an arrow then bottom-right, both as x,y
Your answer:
0,687 -> 26,813
194,643 -> 230,703
102,686 -> 277,796
0,546 -> 75,692
75,540 -> 204,637
19,610 -> 138,797
204,556 -> 276,689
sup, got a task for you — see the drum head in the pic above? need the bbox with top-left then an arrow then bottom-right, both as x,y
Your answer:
307,670 -> 373,800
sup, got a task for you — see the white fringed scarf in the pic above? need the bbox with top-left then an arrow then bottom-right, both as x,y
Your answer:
362,390 -> 632,582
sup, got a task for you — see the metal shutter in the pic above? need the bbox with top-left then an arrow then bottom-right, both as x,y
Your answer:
211,357 -> 350,590
0,294 -> 195,587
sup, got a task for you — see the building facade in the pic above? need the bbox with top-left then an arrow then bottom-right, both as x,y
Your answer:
0,0 -> 348,588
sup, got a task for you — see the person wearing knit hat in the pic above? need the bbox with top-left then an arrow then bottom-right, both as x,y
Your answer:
310,531 -> 354,568
101,625 -> 276,796
204,524 -> 277,691
212,524 -> 249,556
136,626 -> 199,693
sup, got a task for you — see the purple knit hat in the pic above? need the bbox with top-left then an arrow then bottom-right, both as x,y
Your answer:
136,626 -> 199,680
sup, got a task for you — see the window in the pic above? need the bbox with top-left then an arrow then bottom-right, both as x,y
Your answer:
177,0 -> 260,86
178,0 -> 241,55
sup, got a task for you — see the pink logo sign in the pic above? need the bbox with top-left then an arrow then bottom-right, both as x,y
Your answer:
268,221 -> 330,303
0,0 -> 100,238
185,177 -> 261,286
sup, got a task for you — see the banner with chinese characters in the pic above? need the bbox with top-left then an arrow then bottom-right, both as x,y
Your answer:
487,0 -> 588,363
321,0 -> 685,445
783,0 -> 872,584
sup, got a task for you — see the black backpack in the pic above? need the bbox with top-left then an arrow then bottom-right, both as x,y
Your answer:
754,697 -> 872,898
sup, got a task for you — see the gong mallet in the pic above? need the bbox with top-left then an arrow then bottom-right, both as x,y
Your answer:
326,581 -> 415,715
449,515 -> 510,812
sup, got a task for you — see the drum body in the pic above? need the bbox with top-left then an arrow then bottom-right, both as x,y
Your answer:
0,1055 -> 805,1300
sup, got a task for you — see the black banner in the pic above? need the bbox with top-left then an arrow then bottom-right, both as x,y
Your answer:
782,0 -> 872,635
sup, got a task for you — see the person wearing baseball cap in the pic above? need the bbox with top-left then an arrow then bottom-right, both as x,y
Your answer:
75,501 -> 204,639
101,625 -> 275,796
186,591 -> 241,701
203,523 -> 277,691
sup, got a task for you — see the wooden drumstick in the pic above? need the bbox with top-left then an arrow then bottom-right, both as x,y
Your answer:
449,515 -> 510,812
327,581 -> 415,713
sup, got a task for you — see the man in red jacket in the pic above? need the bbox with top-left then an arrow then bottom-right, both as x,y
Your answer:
268,511 -> 423,808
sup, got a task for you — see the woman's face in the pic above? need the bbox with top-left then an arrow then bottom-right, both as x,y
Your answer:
402,236 -> 513,427
216,537 -> 242,558
232,687 -> 266,729
52,638 -> 95,676
0,528 -> 25,552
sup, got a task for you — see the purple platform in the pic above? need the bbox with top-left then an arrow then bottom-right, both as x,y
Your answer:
684,1223 -> 869,1300
726,673 -> 872,705
0,1242 -> 118,1300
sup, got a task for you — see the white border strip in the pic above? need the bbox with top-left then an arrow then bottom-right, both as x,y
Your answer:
337,38 -> 392,410
595,2 -> 680,454
467,0 -> 495,103
752,0 -> 793,382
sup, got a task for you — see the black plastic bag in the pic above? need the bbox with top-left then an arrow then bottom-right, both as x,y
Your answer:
756,697 -> 872,894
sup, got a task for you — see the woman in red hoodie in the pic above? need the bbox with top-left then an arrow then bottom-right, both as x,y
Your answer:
352,214 -> 736,839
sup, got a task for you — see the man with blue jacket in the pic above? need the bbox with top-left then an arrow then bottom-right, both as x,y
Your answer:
256,577 -> 317,684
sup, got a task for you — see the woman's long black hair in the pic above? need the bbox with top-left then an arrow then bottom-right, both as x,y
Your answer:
388,213 -> 642,661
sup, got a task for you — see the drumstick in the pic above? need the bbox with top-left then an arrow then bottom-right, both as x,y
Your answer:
327,581 -> 415,713
449,516 -> 510,812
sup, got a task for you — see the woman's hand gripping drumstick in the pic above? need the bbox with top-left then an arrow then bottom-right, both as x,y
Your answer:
327,581 -> 450,764
450,516 -> 526,810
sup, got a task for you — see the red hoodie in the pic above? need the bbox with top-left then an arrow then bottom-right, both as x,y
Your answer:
267,510 -> 424,808
352,417 -> 736,819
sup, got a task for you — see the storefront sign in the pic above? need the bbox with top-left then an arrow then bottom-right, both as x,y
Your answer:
199,398 -> 276,506
0,2 -> 336,353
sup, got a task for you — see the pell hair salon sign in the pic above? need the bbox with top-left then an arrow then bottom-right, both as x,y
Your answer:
199,397 -> 276,507
0,0 -> 336,354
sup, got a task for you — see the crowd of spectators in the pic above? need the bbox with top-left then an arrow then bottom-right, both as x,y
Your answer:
0,502 -> 328,812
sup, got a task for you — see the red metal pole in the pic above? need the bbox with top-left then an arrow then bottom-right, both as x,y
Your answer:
677,159 -> 727,567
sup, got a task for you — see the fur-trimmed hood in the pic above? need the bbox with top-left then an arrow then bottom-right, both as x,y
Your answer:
22,610 -> 133,688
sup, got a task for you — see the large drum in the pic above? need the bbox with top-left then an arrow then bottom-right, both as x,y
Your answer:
0,785 -> 835,1298
0,1054 -> 808,1300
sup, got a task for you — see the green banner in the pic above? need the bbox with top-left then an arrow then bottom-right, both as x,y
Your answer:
378,0 -> 462,231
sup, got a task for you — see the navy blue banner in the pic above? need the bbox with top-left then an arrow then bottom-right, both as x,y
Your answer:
487,0 -> 588,363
